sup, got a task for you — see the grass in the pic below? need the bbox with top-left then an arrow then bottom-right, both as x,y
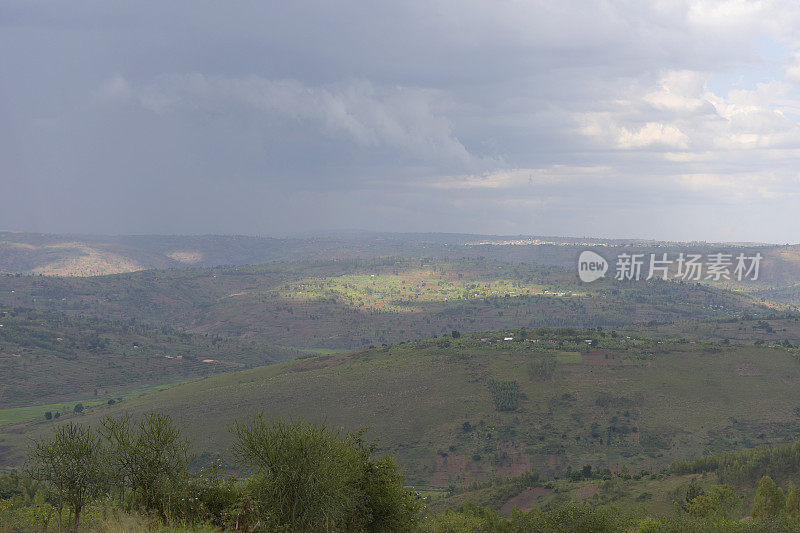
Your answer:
0,400 -> 106,427
5,327 -> 800,489
0,308 -> 299,408
0,383 -> 179,427
274,269 -> 559,312
275,345 -> 347,355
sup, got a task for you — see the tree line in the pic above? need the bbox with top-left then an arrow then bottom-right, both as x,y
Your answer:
14,412 -> 419,532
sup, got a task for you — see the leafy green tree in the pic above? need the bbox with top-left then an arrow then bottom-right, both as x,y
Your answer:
233,416 -> 418,532
99,412 -> 188,513
511,501 -> 630,532
488,380 -> 519,411
27,422 -> 104,531
351,432 -> 421,532
753,475 -> 786,518
684,484 -> 739,518
786,481 -> 800,518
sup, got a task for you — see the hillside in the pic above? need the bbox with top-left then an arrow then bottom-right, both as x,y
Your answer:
0,257 -> 776,350
2,231 -> 799,291
0,231 -> 580,276
5,327 -> 800,489
0,307 -> 299,408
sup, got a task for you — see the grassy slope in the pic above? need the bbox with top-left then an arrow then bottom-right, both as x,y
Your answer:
0,308 -> 299,408
622,315 -> 800,344
5,328 -> 800,489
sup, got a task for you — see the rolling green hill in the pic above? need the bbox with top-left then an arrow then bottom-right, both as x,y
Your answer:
0,257 -> 777,350
0,307 -> 299,409
2,231 -> 799,299
5,327 -> 800,490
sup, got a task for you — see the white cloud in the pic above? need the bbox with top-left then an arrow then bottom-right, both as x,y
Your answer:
643,70 -> 709,113
430,166 -> 612,190
618,123 -> 691,149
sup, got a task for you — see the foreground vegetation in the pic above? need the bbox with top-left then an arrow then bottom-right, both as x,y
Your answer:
7,414 -> 800,531
2,414 -> 419,532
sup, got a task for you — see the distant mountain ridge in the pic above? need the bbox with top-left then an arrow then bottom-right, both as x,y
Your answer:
0,230 -> 790,277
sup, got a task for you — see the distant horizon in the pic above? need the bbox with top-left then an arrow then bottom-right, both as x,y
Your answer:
0,228 -> 792,247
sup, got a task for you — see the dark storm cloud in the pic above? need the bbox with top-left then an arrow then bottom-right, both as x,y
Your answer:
2,1 -> 800,241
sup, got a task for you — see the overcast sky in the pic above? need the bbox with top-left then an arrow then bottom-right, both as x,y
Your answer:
3,1 -> 800,242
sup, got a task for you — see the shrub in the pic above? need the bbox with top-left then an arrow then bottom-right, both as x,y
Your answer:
26,422 -> 104,531
233,416 -> 419,532
488,380 -> 519,411
99,412 -> 189,514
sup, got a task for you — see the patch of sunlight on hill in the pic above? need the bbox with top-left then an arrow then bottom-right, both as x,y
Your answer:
270,270 -> 575,312
32,244 -> 143,276
167,251 -> 203,264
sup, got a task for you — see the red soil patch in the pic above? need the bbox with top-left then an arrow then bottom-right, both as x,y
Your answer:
495,443 -> 531,478
500,486 -> 552,514
431,454 -> 467,486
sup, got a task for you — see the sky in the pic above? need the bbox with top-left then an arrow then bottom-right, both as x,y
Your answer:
3,1 -> 800,243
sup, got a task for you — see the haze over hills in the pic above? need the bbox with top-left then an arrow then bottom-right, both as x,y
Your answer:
1,230 -> 793,275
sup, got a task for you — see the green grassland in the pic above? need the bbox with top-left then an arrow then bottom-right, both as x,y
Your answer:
5,328 -> 800,491
0,257 -> 776,350
0,308 -> 299,408
0,383 -> 177,426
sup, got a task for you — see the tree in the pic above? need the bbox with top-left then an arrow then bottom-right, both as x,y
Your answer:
786,481 -> 800,518
73,404 -> 84,414
232,416 -> 418,532
27,422 -> 104,531
99,412 -> 188,513
44,411 -> 52,420
752,475 -> 786,518
685,484 -> 739,519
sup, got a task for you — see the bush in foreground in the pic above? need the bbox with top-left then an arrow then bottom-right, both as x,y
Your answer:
233,416 -> 419,532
